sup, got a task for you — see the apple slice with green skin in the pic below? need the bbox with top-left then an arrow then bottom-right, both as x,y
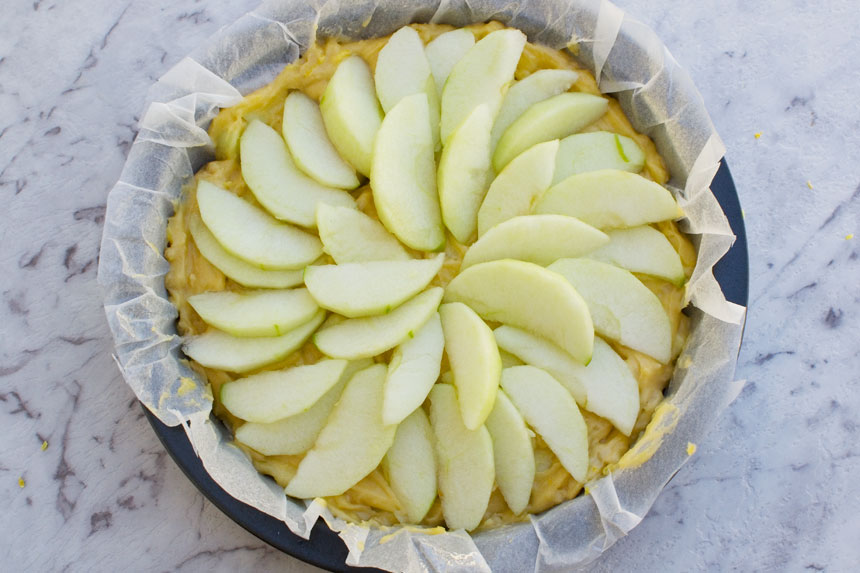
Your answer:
493,92 -> 609,172
383,312 -> 444,425
429,384 -> 495,531
425,29 -> 475,98
461,214 -> 609,269
553,131 -> 645,184
316,204 -> 409,264
588,226 -> 686,285
548,258 -> 672,363
183,309 -> 326,373
440,302 -> 502,430
533,169 -> 683,229
240,120 -> 355,227
187,214 -> 304,288
443,260 -> 593,364
485,388 -> 535,514
501,365 -> 588,482
383,408 -> 437,523
477,140 -> 558,237
313,287 -> 443,360
320,55 -> 383,177
188,288 -> 319,337
440,28 -> 526,143
282,92 -> 360,190
371,93 -> 444,251
196,180 -> 322,270
438,103 -> 494,244
285,364 -> 396,498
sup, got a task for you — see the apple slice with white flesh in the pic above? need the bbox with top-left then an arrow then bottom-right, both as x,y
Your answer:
501,365 -> 588,482
320,55 -> 383,177
440,302 -> 502,430
533,169 -> 683,229
371,93 -> 445,251
316,204 -> 409,264
188,288 -> 319,338
196,180 -> 322,269
548,258 -> 672,363
477,140 -> 558,237
425,28 -> 475,98
553,131 -> 645,184
282,92 -> 360,190
187,215 -> 304,288
438,103 -> 494,244
588,226 -> 686,285
429,384 -> 494,531
440,28 -> 526,143
183,309 -> 326,373
220,359 -> 348,423
304,254 -> 444,318
493,92 -> 609,171
485,388 -> 535,514
285,364 -> 396,498
443,260 -> 593,364
461,214 -> 609,269
383,312 -> 444,425
383,408 -> 437,523
313,287 -> 443,359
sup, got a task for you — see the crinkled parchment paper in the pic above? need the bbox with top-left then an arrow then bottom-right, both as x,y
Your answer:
97,0 -> 747,570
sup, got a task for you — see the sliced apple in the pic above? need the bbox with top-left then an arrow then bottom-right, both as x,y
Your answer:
188,288 -> 319,337
548,258 -> 672,363
282,92 -> 360,190
493,92 -> 608,171
383,312 -> 444,425
501,365 -> 588,482
425,29 -> 475,98
285,364 -> 396,498
484,388 -> 535,514
439,302 -> 501,430
183,309 -> 326,373
313,287 -> 443,359
588,226 -> 686,285
320,55 -> 383,177
443,260 -> 593,364
429,384 -> 494,531
533,169 -> 683,229
371,93 -> 444,251
500,350 -> 524,368
316,204 -> 409,264
553,131 -> 645,184
383,408 -> 437,523
195,180 -> 322,269
461,214 -> 609,269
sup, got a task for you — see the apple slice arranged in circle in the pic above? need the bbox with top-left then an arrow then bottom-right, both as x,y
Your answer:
553,131 -> 645,184
315,204 -> 410,264
425,28 -> 475,98
485,388 -> 535,514
383,408 -> 437,523
188,288 -> 319,338
588,225 -> 686,285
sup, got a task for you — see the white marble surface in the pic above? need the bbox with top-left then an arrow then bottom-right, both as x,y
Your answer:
2,0 -> 858,571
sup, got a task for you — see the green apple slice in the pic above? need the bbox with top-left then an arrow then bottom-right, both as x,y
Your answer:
501,365 -> 588,482
440,302 -> 502,430
553,131 -> 645,184
188,288 -> 319,337
313,287 -> 443,359
383,312 -> 444,425
461,214 -> 609,269
183,309 -> 326,373
383,408 -> 437,523
220,359 -> 347,423
533,169 -> 683,229
429,384 -> 494,531
444,260 -> 593,364
187,214 -> 304,288
440,28 -> 526,143
320,55 -> 383,177
476,140 -> 558,237
196,180 -> 322,269
485,388 -> 535,514
285,364 -> 396,498
425,29 -> 475,98
493,92 -> 608,171
282,92 -> 360,190
548,258 -> 672,363
438,103 -> 494,244
371,93 -> 444,251
316,204 -> 409,264
588,226 -> 686,285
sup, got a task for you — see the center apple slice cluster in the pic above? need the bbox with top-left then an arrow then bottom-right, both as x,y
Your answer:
180,25 -> 690,531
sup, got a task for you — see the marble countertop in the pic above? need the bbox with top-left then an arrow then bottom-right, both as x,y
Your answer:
3,0 -> 858,570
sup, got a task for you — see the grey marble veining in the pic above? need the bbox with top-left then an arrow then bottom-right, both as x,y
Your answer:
2,0 -> 858,571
